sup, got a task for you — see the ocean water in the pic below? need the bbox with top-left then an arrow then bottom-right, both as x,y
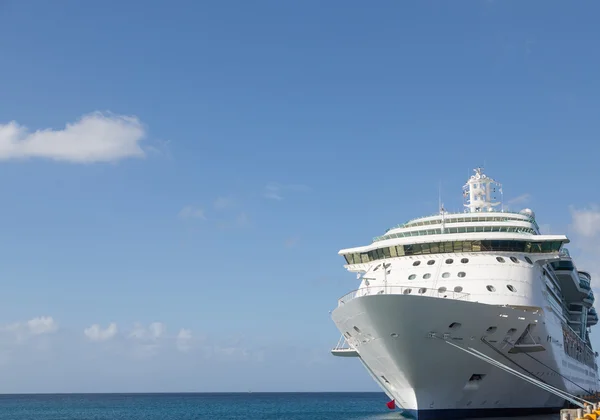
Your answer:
0,392 -> 400,420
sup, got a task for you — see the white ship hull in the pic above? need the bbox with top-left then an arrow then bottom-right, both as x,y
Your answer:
332,293 -> 598,419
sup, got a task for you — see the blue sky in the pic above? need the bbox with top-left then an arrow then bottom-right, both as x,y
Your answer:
1,0 -> 600,392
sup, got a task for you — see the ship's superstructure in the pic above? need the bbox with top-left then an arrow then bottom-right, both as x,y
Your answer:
330,168 -> 599,419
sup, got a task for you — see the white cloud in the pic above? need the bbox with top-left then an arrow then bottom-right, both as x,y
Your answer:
178,206 -> 205,220
570,206 -> 600,239
0,112 -> 146,163
84,323 -> 118,342
263,183 -> 310,201
1,316 -> 58,338
176,329 -> 192,353
27,316 -> 58,335
129,322 -> 165,340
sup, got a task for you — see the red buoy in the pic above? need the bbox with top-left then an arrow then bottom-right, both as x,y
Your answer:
386,399 -> 396,409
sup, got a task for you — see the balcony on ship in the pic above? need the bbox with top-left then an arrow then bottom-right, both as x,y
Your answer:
583,290 -> 595,307
579,271 -> 592,290
589,307 -> 598,326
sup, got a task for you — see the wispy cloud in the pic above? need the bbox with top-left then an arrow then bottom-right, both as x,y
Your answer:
263,183 -> 310,201
178,206 -> 206,220
0,112 -> 146,163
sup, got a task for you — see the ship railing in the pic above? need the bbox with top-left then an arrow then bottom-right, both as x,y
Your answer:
337,285 -> 470,307
374,210 -> 540,241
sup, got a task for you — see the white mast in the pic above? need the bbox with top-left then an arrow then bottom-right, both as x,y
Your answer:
462,167 -> 502,213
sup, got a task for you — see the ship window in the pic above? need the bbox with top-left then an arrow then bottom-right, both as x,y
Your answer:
353,326 -> 361,333
507,285 -> 516,292
389,246 -> 398,257
423,273 -> 431,279
438,286 -> 447,293
446,258 -> 454,264
525,256 -> 533,264
403,288 -> 412,295
507,328 -> 517,335
496,257 -> 505,263
373,264 -> 381,271
418,288 -> 427,294
486,285 -> 496,292
449,322 -> 461,330
442,272 -> 450,278
413,261 -> 421,266
408,274 -> 416,280
454,286 -> 463,292
461,258 -> 469,264
382,247 -> 391,258
344,255 -> 352,264
486,326 -> 497,333
427,260 -> 435,265
510,256 -> 519,263
458,272 -> 466,278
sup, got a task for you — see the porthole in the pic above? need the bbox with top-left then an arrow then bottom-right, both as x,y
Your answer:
525,256 -> 533,264
403,288 -> 412,295
353,326 -> 361,333
507,285 -> 516,292
458,272 -> 466,278
486,326 -> 497,333
423,273 -> 431,279
408,274 -> 416,280
427,260 -> 435,265
449,322 -> 461,330
442,272 -> 450,278
446,258 -> 454,264
413,261 -> 421,266
373,264 -> 381,271
510,256 -> 519,263
507,328 -> 517,335
454,286 -> 463,292
486,285 -> 496,292
390,333 -> 399,338
438,286 -> 447,293
418,288 -> 427,294
496,257 -> 505,263
461,258 -> 469,264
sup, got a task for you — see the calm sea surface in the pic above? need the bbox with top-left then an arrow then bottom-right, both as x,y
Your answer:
0,392 -> 401,420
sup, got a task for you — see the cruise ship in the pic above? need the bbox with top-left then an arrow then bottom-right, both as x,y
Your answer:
330,168 -> 599,419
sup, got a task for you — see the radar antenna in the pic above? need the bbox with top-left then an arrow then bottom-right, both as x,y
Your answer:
462,167 -> 502,213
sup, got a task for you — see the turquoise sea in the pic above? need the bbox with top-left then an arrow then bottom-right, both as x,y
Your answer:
0,392 -> 399,420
